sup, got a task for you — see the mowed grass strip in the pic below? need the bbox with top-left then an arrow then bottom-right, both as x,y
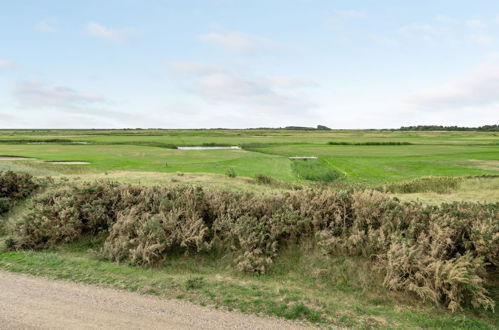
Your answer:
0,239 -> 496,329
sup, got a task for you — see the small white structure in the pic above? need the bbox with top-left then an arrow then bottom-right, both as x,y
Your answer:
289,156 -> 318,160
177,146 -> 241,150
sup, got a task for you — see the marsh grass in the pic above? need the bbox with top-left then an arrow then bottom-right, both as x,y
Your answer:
383,176 -> 463,193
290,159 -> 342,182
328,141 -> 413,145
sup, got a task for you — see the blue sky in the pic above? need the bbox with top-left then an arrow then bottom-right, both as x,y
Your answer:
1,0 -> 499,128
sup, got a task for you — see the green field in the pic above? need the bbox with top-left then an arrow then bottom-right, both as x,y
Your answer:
1,129 -> 498,329
0,129 -> 497,187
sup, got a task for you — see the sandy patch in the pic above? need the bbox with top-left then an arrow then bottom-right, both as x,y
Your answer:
177,146 -> 241,150
46,161 -> 90,165
0,156 -> 34,160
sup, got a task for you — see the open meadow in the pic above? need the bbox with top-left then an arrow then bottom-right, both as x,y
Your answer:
0,128 -> 498,186
0,129 -> 498,329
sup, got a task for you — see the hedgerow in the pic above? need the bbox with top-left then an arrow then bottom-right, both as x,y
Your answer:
6,180 -> 498,311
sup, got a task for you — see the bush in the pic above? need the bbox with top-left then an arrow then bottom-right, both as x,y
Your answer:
101,186 -> 210,266
0,171 -> 39,214
225,167 -> 237,178
7,180 -> 498,311
254,174 -> 275,185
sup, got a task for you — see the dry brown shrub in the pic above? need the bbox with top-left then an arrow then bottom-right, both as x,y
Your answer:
383,243 -> 493,311
7,179 -> 498,311
101,186 -> 210,265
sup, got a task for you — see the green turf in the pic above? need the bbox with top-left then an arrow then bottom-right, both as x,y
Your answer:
0,129 -> 497,185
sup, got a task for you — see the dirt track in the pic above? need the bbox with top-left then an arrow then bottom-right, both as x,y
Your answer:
0,271 -> 317,330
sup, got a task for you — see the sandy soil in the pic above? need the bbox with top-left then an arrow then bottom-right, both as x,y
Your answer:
46,161 -> 90,164
0,271 -> 318,330
0,156 -> 33,160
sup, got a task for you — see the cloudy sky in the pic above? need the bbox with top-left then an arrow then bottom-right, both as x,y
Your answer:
1,0 -> 499,128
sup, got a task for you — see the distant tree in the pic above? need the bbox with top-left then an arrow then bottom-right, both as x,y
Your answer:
317,125 -> 332,130
397,125 -> 498,132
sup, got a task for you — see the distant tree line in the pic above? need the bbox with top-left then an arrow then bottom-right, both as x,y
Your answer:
397,125 -> 498,132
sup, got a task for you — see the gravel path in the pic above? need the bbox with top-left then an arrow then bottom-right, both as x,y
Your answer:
0,271 -> 317,330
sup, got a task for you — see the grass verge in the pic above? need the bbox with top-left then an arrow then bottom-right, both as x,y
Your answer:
0,237 -> 496,329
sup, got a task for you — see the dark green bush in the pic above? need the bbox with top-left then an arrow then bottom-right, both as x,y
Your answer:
254,174 -> 274,185
0,171 -> 39,214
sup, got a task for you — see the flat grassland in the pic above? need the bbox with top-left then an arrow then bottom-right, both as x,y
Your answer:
0,129 -> 498,329
0,129 -> 497,185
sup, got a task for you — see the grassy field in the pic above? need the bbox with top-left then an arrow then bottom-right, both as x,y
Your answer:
0,129 -> 498,329
0,129 -> 497,187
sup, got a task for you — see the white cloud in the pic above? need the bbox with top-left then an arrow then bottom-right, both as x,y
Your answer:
398,23 -> 438,38
466,18 -> 487,29
169,61 -> 220,76
198,29 -> 277,54
270,75 -> 318,89
171,61 -> 315,113
35,18 -> 57,32
396,15 -> 499,46
0,60 -> 15,69
406,64 -> 499,109
469,33 -> 495,45
434,14 -> 457,25
85,22 -> 135,43
13,81 -> 107,109
335,9 -> 366,18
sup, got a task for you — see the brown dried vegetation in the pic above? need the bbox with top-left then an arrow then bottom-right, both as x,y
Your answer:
5,180 -> 498,312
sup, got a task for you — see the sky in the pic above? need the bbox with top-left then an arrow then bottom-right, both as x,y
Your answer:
1,0 -> 499,129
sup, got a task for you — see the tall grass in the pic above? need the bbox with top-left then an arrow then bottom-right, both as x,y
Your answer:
328,141 -> 413,145
291,159 -> 342,182
383,176 -> 463,194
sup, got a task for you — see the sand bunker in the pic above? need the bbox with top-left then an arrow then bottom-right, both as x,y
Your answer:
177,146 -> 241,150
289,156 -> 318,160
0,156 -> 34,160
46,161 -> 90,165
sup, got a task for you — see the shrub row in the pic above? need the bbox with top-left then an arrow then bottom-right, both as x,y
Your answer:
7,181 -> 498,311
